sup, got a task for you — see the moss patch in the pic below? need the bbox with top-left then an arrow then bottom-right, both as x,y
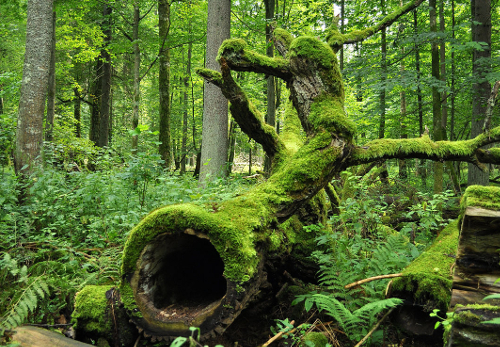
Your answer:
72,285 -> 114,334
301,332 -> 328,347
392,220 -> 459,310
460,185 -> 500,217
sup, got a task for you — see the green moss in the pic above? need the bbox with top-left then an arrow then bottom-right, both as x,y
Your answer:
460,185 -> 500,220
392,220 -> 459,310
309,94 -> 354,138
195,68 -> 223,85
301,332 -> 328,347
119,281 -> 142,319
273,28 -> 294,49
72,285 -> 114,334
217,38 -> 289,70
289,36 -> 336,69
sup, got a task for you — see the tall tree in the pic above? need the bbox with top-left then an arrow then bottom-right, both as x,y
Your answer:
44,10 -> 56,142
158,0 -> 172,167
199,0 -> 231,182
131,3 -> 141,154
98,3 -> 112,148
264,0 -> 276,174
378,0 -> 387,140
430,0 -> 443,193
15,0 -> 54,179
468,0 -> 492,186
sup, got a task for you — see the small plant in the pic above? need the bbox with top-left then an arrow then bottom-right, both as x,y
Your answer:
430,309 -> 454,329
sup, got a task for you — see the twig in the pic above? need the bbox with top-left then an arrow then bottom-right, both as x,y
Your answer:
344,273 -> 402,289
262,320 -> 295,347
25,323 -> 73,327
354,308 -> 395,347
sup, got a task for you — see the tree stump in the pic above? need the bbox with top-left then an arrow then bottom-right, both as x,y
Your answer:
446,186 -> 500,346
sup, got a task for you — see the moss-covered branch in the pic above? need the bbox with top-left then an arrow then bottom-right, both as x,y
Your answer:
217,38 -> 292,81
347,127 -> 500,168
197,61 -> 286,163
326,0 -> 425,52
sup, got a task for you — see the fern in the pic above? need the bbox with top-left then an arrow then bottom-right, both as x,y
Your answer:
0,275 -> 50,334
311,293 -> 402,342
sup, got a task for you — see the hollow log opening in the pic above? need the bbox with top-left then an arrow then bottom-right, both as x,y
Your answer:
135,232 -> 227,326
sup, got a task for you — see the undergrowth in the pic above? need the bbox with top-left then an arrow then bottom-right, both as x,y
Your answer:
0,147 -> 255,337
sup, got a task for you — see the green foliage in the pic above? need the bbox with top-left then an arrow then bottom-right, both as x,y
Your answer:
0,253 -> 50,334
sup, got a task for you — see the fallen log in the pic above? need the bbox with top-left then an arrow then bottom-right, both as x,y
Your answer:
388,220 -> 459,338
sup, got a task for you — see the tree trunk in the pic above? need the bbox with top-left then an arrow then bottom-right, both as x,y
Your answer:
398,5 -> 407,180
44,10 -> 56,143
15,0 -> 54,179
74,87 -> 81,138
263,0 -> 276,175
181,39 -> 192,174
98,3 -> 112,148
430,0 -> 443,193
227,119 -> 236,174
378,0 -> 387,140
199,0 -> 231,182
468,0 -> 491,186
131,4 -> 141,155
414,8 -> 427,186
89,58 -> 102,146
159,0 -> 172,168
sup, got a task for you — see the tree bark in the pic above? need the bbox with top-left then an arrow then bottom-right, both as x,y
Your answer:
15,0 -> 54,178
74,87 -> 81,138
430,0 -> 443,193
131,4 -> 141,155
468,0 -> 491,186
159,0 -> 171,167
98,3 -> 112,148
199,0 -> 231,182
264,0 -> 276,175
44,10 -> 56,143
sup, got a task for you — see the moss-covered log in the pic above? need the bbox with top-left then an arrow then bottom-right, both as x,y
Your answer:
388,220 -> 459,338
73,1 -> 500,342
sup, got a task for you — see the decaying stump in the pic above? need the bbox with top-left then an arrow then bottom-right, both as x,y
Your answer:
388,220 -> 459,339
446,186 -> 500,347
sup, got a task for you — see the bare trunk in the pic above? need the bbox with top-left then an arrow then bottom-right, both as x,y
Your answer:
264,0 -> 276,174
414,8 -> 426,186
199,0 -> 231,182
44,10 -> 56,142
131,4 -> 140,155
98,3 -> 112,148
74,88 -> 81,138
181,39 -> 192,174
158,0 -> 172,167
468,0 -> 491,186
15,0 -> 54,179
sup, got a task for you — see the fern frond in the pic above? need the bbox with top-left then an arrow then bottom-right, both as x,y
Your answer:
353,298 -> 403,323
0,276 -> 50,333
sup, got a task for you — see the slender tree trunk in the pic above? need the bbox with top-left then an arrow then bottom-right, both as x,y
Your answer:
15,0 -> 54,180
451,0 -> 456,142
199,0 -> 231,182
430,0 -> 443,193
339,0 -> 345,72
159,0 -> 172,167
181,42 -> 191,175
98,3 -> 112,148
131,4 -> 141,155
414,8 -> 426,186
379,0 -> 387,140
468,0 -> 491,186
227,119 -> 236,174
90,58 -> 102,145
74,88 -> 81,138
44,10 -> 56,142
108,88 -> 113,145
399,7 -> 407,180
264,0 -> 276,174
